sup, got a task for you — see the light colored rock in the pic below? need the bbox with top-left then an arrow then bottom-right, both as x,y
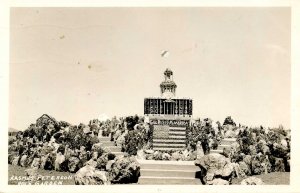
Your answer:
55,152 -> 66,171
74,165 -> 110,185
20,155 -> 28,167
195,153 -> 234,184
196,142 -> 204,159
171,151 -> 181,161
85,159 -> 98,168
249,145 -> 257,156
31,158 -> 41,168
280,139 -> 288,148
274,158 -> 285,172
116,133 -> 126,148
40,154 -> 49,169
106,160 -> 115,171
238,161 -> 251,177
208,178 -> 229,185
162,153 -> 171,160
136,149 -> 146,160
144,149 -> 154,154
243,155 -> 252,166
11,156 -> 20,166
67,156 -> 79,173
240,177 -> 264,185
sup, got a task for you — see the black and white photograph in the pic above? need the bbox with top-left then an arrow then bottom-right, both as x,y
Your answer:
1,1 -> 300,192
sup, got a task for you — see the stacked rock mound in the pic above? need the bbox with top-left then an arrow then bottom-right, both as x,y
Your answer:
8,114 -> 140,185
74,156 -> 140,185
227,126 -> 291,177
195,153 -> 235,185
136,149 -> 198,161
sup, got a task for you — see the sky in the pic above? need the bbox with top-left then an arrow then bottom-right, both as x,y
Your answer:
9,7 -> 290,130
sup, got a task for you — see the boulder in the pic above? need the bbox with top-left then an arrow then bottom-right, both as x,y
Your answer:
194,153 -> 234,184
171,151 -> 181,161
251,159 -> 263,175
20,155 -> 28,167
109,156 -> 140,184
162,153 -> 171,160
196,143 -> 205,159
85,159 -> 98,168
207,178 -> 229,185
40,154 -> 49,169
238,161 -> 251,177
249,145 -> 257,156
8,153 -> 17,164
74,165 -> 110,185
11,156 -> 20,166
106,160 -> 115,171
274,158 -> 285,172
96,153 -> 109,170
31,158 -> 41,168
240,177 -> 264,185
68,156 -> 80,173
144,149 -> 154,154
136,149 -> 146,160
54,152 -> 66,171
243,155 -> 252,166
116,133 -> 126,148
280,139 -> 288,148
153,151 -> 163,160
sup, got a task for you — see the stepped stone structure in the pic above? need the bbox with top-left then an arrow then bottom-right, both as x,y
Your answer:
98,137 -> 124,156
144,68 -> 192,150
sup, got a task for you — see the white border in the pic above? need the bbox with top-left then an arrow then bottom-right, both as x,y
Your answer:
1,1 -> 299,193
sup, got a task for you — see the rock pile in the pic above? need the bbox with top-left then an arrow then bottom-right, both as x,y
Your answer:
195,153 -> 235,185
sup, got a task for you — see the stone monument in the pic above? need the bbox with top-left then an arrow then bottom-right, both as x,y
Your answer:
144,68 -> 193,150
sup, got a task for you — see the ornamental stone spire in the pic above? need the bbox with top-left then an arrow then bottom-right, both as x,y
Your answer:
160,68 -> 177,98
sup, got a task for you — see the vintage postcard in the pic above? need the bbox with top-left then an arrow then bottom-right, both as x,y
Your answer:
1,1 -> 300,193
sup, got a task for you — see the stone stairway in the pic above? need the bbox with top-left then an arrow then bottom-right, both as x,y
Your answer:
137,160 -> 202,185
210,138 -> 237,154
98,137 -> 124,156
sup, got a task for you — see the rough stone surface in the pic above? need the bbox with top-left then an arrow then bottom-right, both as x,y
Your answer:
54,152 -> 66,171
20,155 -> 28,167
109,156 -> 140,184
240,177 -> 264,185
136,150 -> 146,160
11,156 -> 20,166
74,165 -> 110,185
85,159 -> 98,168
274,158 -> 285,172
195,153 -> 234,184
68,156 -> 80,173
238,161 -> 251,177
162,153 -> 171,160
207,178 -> 229,185
31,158 -> 41,168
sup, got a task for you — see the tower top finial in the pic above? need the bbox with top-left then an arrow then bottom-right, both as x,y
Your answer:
160,68 -> 177,98
164,68 -> 173,78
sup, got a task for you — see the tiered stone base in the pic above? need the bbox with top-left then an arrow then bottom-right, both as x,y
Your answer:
137,160 -> 202,185
98,137 -> 124,156
210,138 -> 237,154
